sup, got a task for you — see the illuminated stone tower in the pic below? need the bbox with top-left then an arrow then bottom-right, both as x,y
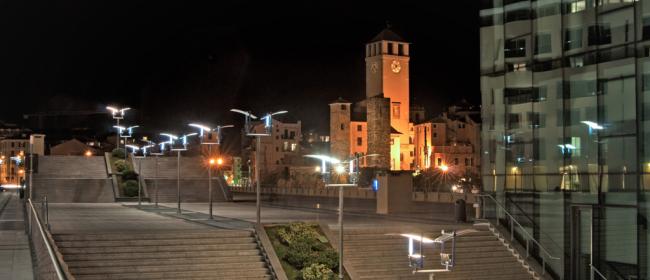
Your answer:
365,28 -> 412,170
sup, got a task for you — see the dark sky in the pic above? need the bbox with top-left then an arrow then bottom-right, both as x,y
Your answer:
1,1 -> 479,134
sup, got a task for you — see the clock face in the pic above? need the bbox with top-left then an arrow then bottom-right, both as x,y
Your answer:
370,62 -> 378,74
391,60 -> 401,73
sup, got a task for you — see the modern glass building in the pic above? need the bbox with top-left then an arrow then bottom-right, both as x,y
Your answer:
480,0 -> 648,279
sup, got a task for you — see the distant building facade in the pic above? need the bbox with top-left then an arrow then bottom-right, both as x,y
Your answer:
413,113 -> 480,176
250,118 -> 302,181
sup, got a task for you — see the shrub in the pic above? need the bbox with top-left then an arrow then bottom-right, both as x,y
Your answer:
114,160 -> 130,173
123,180 -> 139,197
278,222 -> 320,246
112,148 -> 126,159
310,248 -> 338,270
301,263 -> 334,280
121,170 -> 138,181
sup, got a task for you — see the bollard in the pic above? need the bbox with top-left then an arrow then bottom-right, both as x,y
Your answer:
473,202 -> 480,219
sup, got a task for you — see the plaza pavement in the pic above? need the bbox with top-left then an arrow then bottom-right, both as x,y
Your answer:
0,191 -> 33,280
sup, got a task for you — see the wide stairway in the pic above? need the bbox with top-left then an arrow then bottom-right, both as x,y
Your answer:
136,157 -> 231,203
54,230 -> 272,280
341,226 -> 536,280
33,156 -> 113,202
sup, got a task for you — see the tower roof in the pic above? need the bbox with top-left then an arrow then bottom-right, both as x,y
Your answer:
369,27 -> 406,43
329,97 -> 352,104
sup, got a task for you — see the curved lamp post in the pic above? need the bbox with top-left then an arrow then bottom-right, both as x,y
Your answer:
106,106 -> 130,151
167,132 -> 197,214
231,109 -> 287,226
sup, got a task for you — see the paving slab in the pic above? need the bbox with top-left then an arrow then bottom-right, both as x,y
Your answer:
0,191 -> 33,280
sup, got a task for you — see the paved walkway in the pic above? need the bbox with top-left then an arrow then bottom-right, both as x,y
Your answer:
0,191 -> 33,280
48,203 -> 223,234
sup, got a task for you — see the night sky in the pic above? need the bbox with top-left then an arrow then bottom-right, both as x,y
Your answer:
1,1 -> 479,134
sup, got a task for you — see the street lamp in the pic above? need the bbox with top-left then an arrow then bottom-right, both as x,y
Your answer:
232,109 -> 287,226
305,153 -> 372,280
106,106 -> 130,152
149,140 -> 168,208
189,123 -> 232,219
167,132 -> 197,214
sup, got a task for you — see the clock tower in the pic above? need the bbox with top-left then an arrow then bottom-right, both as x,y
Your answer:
365,27 -> 412,170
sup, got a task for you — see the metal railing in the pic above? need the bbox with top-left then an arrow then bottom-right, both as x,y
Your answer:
479,194 -> 561,276
591,265 -> 608,280
27,198 -> 67,280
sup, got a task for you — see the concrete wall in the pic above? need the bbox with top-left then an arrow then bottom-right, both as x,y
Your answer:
32,178 -> 114,203
376,172 -> 412,214
145,178 -> 230,203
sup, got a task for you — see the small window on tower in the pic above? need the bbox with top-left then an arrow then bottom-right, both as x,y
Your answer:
437,158 -> 442,166
357,125 -> 362,131
392,103 -> 400,119
357,137 -> 362,146
341,104 -> 347,110
398,44 -> 404,56
341,123 -> 345,130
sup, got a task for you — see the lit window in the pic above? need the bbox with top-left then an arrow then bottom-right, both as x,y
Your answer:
291,143 -> 297,151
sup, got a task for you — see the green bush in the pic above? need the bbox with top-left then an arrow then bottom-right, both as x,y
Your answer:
301,263 -> 334,280
121,170 -> 138,181
114,159 -> 130,173
112,148 -> 126,159
310,248 -> 338,270
123,180 -> 139,197
278,222 -> 320,245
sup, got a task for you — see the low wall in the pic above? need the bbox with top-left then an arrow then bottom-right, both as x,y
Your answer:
32,178 -> 115,203
232,187 -> 477,204
145,178 -> 230,203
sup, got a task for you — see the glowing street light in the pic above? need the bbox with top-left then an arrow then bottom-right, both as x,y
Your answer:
168,132 -> 197,214
106,106 -> 130,151
188,123 -> 211,137
84,150 -> 93,157
231,108 -> 288,226
439,164 -> 449,172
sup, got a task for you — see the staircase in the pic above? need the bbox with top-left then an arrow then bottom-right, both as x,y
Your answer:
339,226 -> 537,280
53,230 -> 273,280
33,156 -> 114,202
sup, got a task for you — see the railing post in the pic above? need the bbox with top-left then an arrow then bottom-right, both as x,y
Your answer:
526,239 -> 529,259
45,195 -> 49,231
510,217 -> 514,242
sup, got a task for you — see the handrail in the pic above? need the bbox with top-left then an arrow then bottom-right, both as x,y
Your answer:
27,199 -> 67,280
479,194 -> 560,262
591,264 -> 608,280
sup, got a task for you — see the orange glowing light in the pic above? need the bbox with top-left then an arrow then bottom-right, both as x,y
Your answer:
209,158 -> 216,165
84,150 -> 93,157
439,164 -> 449,172
18,169 -> 24,174
217,158 -> 224,165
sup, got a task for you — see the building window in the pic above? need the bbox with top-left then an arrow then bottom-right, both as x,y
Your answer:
410,151 -> 414,157
505,38 -> 526,58
433,124 -> 437,128
275,147 -> 279,152
392,103 -> 401,119
465,158 -> 469,166
508,113 -> 521,129
437,158 -> 442,166
340,123 -> 345,130
566,0 -> 586,13
357,125 -> 362,131
588,24 -> 611,46
534,33 -> 551,54
565,27 -> 583,50
291,143 -> 297,151
341,104 -> 347,110
400,153 -> 404,161
357,137 -> 362,146
409,137 -> 413,144
290,131 -> 296,139
644,17 -> 650,40
454,158 -> 459,165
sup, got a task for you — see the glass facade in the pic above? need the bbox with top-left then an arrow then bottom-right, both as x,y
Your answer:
480,0 -> 647,279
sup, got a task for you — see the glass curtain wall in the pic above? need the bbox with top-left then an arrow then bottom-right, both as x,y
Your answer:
480,0 -> 644,278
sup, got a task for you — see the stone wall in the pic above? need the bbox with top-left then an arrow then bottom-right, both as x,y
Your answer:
329,102 -> 351,161
366,96 -> 390,169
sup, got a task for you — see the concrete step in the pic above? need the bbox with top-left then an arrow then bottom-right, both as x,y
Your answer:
67,255 -> 264,268
70,262 -> 267,275
73,268 -> 272,280
59,243 -> 259,254
56,237 -> 255,248
62,249 -> 263,261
